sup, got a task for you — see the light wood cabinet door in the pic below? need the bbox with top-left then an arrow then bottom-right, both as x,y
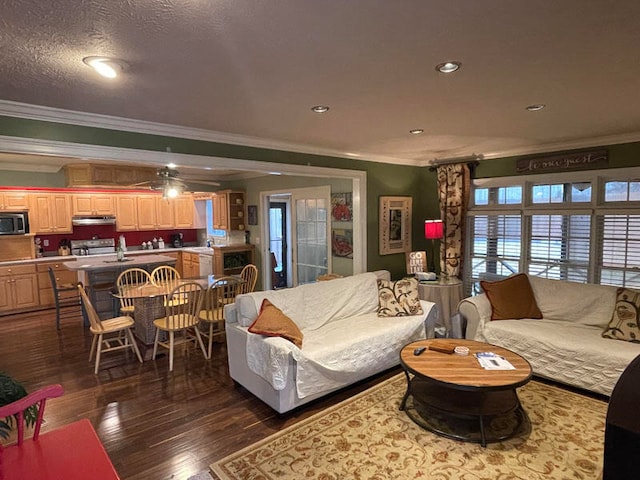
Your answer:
116,195 -> 139,231
50,194 -> 72,232
28,193 -> 71,234
0,191 -> 30,211
12,274 -> 39,309
136,196 -> 157,230
155,197 -> 174,229
212,193 -> 228,229
174,195 -> 194,228
92,195 -> 115,215
0,278 -> 10,311
72,194 -> 115,215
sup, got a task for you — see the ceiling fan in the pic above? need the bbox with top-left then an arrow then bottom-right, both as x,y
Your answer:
132,166 -> 221,197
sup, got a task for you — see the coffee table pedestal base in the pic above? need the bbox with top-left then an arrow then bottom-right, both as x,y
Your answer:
401,377 -> 530,447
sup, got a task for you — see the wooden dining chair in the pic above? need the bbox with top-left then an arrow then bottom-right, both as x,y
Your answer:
78,284 -> 143,374
115,268 -> 151,317
48,267 -> 82,330
198,276 -> 241,359
239,264 -> 258,294
150,265 -> 181,286
152,282 -> 206,371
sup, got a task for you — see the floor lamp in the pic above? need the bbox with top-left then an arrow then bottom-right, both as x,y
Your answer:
424,219 -> 444,274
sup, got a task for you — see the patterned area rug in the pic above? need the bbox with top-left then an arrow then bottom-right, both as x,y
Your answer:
210,374 -> 607,480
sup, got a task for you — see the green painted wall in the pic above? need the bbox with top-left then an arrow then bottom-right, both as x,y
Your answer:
0,115 -> 436,279
475,142 -> 640,178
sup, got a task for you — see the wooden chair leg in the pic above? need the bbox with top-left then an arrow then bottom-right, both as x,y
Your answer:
89,334 -> 98,362
194,327 -> 207,359
169,331 -> 175,372
152,329 -> 160,360
94,334 -> 103,374
207,323 -> 214,360
127,329 -> 143,363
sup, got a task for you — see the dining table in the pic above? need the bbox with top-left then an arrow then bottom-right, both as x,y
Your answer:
112,275 -> 242,347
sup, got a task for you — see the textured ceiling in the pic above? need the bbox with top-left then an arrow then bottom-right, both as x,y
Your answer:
1,0 -> 640,168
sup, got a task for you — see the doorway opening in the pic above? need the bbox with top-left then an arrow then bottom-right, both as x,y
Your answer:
269,201 -> 288,289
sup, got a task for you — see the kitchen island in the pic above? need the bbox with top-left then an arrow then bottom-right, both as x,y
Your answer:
64,254 -> 177,320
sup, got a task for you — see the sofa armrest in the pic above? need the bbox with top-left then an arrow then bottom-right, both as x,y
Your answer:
224,303 -> 238,325
457,293 -> 492,340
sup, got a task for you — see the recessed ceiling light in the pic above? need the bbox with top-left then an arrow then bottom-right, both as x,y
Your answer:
435,61 -> 461,74
526,104 -> 546,111
409,129 -> 424,135
82,56 -> 124,79
311,105 -> 330,113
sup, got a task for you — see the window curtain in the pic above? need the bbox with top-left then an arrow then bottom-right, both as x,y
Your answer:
436,163 -> 471,279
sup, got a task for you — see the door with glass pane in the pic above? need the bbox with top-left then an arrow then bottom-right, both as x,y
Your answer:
291,186 -> 331,285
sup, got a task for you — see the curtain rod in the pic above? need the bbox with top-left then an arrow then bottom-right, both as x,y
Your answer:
428,154 -> 483,171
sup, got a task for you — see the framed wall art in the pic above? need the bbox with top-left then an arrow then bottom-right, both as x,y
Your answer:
379,196 -> 412,255
247,205 -> 258,225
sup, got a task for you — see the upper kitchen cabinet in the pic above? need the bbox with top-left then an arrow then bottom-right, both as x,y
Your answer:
64,164 -> 156,188
136,195 -> 174,230
115,195 -> 138,231
0,191 -> 29,211
212,190 -> 245,231
174,194 -> 197,229
29,193 -> 72,234
72,193 -> 115,216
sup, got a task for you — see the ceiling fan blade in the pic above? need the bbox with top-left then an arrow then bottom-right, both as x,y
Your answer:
181,178 -> 221,187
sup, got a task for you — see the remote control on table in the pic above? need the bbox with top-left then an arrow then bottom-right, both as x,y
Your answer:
413,346 -> 427,356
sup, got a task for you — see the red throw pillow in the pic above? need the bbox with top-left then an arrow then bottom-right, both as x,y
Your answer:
480,274 -> 542,321
248,299 -> 303,348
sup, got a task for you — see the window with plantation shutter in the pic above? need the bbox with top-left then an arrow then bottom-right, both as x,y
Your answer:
466,214 -> 521,294
597,214 -> 640,288
527,214 -> 591,282
464,168 -> 640,296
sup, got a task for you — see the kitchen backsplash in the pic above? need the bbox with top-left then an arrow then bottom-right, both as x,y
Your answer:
37,225 -> 199,252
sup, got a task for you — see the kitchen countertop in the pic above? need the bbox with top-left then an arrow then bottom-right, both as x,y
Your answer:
0,244 -> 253,267
63,254 -> 178,271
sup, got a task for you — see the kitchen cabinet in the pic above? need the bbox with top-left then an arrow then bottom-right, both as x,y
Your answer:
72,193 -> 115,216
212,190 -> 245,231
136,195 -> 175,230
64,164 -> 156,187
181,251 -> 200,278
212,244 -> 254,276
174,194 -> 195,228
29,193 -> 72,234
0,191 -> 29,211
37,261 -> 79,308
0,235 -> 35,262
115,195 -> 138,231
0,264 -> 39,313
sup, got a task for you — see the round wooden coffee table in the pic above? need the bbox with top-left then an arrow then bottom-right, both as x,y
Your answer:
399,339 -> 532,447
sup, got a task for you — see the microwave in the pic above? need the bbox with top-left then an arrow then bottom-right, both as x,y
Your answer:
0,211 -> 29,235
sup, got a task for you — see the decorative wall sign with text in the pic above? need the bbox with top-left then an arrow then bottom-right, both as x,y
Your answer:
516,149 -> 608,174
379,196 -> 412,255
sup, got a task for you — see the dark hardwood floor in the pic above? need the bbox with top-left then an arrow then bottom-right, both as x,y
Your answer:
0,308 -> 399,480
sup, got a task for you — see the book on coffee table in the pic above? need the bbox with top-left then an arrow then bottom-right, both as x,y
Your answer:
475,352 -> 516,370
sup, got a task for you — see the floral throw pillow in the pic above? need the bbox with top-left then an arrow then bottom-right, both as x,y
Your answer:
602,287 -> 640,343
377,277 -> 423,317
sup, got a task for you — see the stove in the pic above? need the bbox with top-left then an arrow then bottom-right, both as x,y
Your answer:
70,238 -> 116,256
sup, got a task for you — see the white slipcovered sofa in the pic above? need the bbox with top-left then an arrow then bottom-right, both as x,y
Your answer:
224,271 -> 438,413
459,275 -> 640,396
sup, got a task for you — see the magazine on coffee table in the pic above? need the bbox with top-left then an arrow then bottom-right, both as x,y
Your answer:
474,352 -> 516,370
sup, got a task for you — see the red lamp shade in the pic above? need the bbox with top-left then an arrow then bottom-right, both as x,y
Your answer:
424,219 -> 444,240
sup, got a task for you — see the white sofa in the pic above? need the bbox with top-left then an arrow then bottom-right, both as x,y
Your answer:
224,271 -> 438,413
459,275 -> 640,396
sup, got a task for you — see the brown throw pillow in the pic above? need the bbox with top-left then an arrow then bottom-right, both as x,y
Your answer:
602,288 -> 640,343
248,299 -> 303,348
377,277 -> 424,317
480,273 -> 542,321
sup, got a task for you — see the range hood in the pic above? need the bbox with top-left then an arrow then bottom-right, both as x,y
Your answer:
71,215 -> 117,226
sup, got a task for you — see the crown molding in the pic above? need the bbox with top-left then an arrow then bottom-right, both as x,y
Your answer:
0,100 -> 421,167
